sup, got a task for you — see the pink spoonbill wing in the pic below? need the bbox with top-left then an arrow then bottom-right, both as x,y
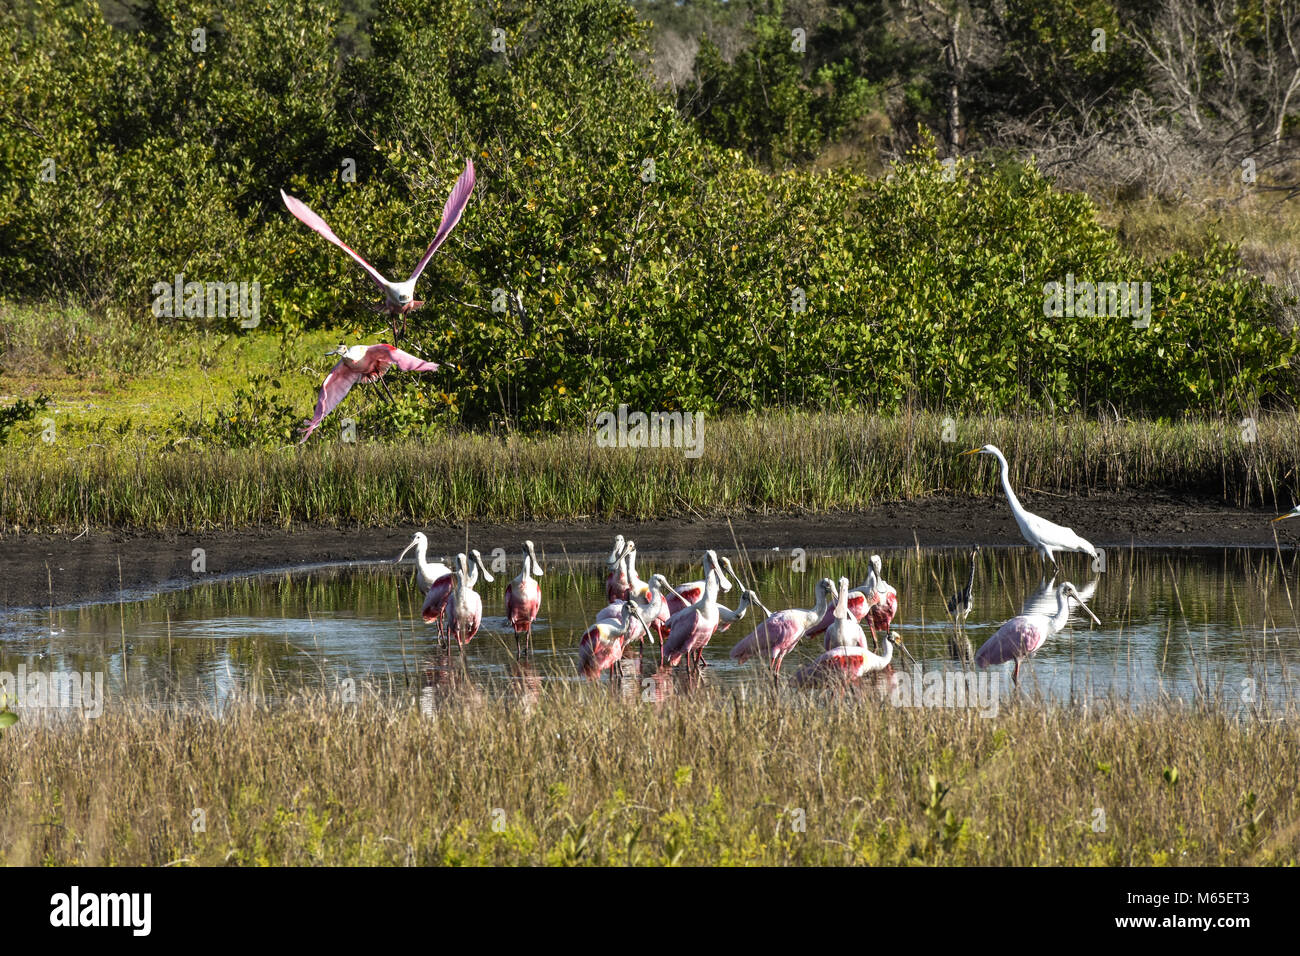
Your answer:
280,190 -> 390,290
409,160 -> 476,282
382,345 -> 439,373
299,357 -> 364,441
975,618 -> 1044,669
299,344 -> 440,442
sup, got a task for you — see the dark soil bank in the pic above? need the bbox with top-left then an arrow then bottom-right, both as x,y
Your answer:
1,490 -> 1293,610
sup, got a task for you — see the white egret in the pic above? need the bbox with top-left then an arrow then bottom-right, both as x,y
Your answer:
961,444 -> 1098,568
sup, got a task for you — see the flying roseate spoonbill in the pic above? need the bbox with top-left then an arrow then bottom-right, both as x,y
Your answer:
664,555 -> 737,616
280,160 -> 475,320
975,581 -> 1100,684
505,541 -> 544,656
300,343 -> 440,442
446,553 -> 491,648
947,548 -> 979,626
663,552 -> 767,669
396,531 -> 452,594
795,635 -> 899,688
730,577 -> 837,675
961,444 -> 1097,568
422,548 -> 493,633
605,535 -> 630,603
579,601 -> 651,679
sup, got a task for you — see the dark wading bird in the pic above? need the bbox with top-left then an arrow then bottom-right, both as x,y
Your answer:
280,160 -> 475,333
947,548 -> 979,663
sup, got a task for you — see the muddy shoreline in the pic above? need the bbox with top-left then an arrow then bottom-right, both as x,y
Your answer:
1,490 -> 1293,610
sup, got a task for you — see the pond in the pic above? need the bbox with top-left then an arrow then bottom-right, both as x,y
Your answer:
2,545 -> 1298,712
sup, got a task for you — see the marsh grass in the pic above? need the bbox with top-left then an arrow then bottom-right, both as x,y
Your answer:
0,680 -> 1295,866
2,410 -> 1299,531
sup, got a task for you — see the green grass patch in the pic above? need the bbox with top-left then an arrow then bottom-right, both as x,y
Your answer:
1,407 -> 1296,531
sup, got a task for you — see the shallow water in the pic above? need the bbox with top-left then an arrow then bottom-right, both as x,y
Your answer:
2,546 -> 1298,711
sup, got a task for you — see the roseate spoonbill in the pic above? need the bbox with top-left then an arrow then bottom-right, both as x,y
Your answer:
616,541 -> 652,598
864,556 -> 899,635
663,552 -> 766,670
843,563 -> 878,625
422,548 -> 493,633
280,160 -> 475,323
961,445 -> 1097,568
605,535 -> 630,603
446,553 -> 490,648
841,557 -> 896,633
300,343 -> 440,442
795,634 -> 899,687
730,577 -> 837,675
664,555 -> 737,616
578,601 -> 651,679
504,540 -> 544,656
823,576 -> 871,651
599,564 -> 683,645
946,548 -> 979,625
396,531 -> 452,593
975,581 -> 1100,684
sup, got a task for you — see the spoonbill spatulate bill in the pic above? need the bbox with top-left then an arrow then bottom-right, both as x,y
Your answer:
281,160 -> 475,318
961,444 -> 1097,568
300,343 -> 439,442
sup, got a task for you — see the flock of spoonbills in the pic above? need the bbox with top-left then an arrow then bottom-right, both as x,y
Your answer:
389,442 -> 1115,687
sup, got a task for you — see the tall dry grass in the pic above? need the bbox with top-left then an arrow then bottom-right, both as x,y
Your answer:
0,683 -> 1295,865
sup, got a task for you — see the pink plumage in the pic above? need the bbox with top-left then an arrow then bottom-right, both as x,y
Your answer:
662,609 -> 716,667
975,581 -> 1099,683
730,612 -> 804,671
506,578 -> 541,633
868,589 -> 898,632
421,571 -> 454,629
300,343 -> 439,441
731,577 -> 836,673
976,618 -> 1046,669
447,588 -> 482,646
281,160 -> 475,317
410,161 -> 477,280
664,583 -> 703,617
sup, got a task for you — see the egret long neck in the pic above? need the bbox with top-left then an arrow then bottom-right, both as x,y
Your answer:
994,450 -> 1026,517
